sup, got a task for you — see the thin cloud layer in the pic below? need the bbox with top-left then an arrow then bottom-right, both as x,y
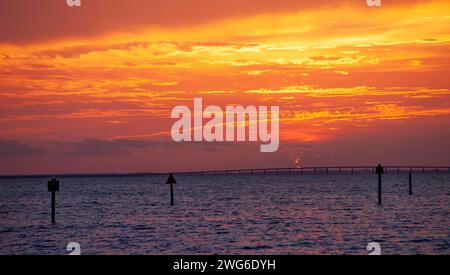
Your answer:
1,0 -> 427,44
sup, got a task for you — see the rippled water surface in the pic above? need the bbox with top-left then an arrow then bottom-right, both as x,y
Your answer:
0,173 -> 449,254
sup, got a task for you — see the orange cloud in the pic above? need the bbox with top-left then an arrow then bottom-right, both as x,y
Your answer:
0,0 -> 449,173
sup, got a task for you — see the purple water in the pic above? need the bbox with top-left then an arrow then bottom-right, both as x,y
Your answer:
0,173 -> 449,255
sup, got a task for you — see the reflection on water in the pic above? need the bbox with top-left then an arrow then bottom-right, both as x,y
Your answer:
0,174 -> 449,254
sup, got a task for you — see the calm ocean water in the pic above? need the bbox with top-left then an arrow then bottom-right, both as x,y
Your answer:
0,173 -> 449,255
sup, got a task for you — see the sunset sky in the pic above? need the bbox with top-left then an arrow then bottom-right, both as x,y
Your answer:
1,0 -> 449,175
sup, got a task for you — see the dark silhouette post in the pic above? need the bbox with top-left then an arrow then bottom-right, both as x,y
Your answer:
47,177 -> 60,224
375,164 -> 384,205
166,173 -> 176,206
409,173 -> 412,195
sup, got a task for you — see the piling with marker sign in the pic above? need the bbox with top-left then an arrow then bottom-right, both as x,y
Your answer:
48,177 -> 60,224
375,164 -> 383,205
166,173 -> 176,206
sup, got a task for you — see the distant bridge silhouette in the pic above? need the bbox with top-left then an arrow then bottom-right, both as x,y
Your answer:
175,166 -> 450,176
1,165 -> 449,179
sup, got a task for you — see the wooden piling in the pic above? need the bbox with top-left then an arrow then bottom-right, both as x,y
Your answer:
170,183 -> 174,206
375,165 -> 383,206
378,173 -> 382,205
166,173 -> 176,206
409,173 -> 412,195
47,178 -> 60,224
51,191 -> 56,223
